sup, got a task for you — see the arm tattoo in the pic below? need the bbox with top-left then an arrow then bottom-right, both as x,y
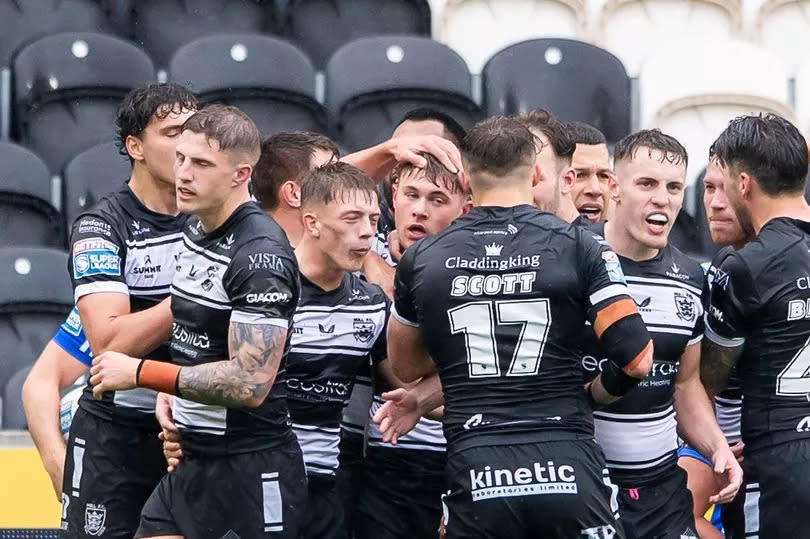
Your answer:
700,338 -> 742,398
177,321 -> 287,407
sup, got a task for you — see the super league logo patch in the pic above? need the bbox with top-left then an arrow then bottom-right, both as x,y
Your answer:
353,318 -> 376,342
674,291 -> 696,322
84,503 -> 106,536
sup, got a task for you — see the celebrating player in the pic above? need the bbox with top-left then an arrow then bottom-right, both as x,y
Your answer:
580,130 -> 742,539
56,83 -> 196,537
387,117 -> 653,538
90,105 -> 306,538
702,113 -> 810,538
567,122 -> 613,223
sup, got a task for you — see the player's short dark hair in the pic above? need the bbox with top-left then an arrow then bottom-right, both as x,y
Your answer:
709,113 -> 809,196
393,153 -> 465,195
300,162 -> 378,209
462,116 -> 537,178
115,83 -> 198,160
253,132 -> 339,211
614,129 -> 688,169
397,108 -> 467,146
182,104 -> 261,165
520,109 -> 575,163
566,122 -> 607,146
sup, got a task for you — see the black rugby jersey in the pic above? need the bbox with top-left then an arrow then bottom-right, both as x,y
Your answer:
703,252 -> 743,444
393,205 -> 641,453
286,273 -> 388,476
582,224 -> 704,485
705,217 -> 810,451
68,184 -> 188,425
170,202 -> 300,456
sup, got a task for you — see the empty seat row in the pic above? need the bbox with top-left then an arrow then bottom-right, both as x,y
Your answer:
2,32 -> 634,172
0,0 -> 431,70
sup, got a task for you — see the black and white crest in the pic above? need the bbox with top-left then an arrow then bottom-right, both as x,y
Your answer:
353,318 -> 376,342
84,504 -> 106,536
674,291 -> 696,322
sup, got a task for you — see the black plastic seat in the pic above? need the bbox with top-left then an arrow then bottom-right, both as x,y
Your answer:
169,34 -> 326,136
62,141 -> 130,229
483,38 -> 631,145
13,32 -> 155,173
326,35 -> 482,151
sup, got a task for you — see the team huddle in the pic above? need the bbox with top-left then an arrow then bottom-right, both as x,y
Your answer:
20,82 -> 810,538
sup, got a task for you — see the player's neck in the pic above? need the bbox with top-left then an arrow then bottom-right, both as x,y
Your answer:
604,218 -> 660,261
557,196 -> 580,223
750,194 -> 810,234
472,187 -> 534,208
198,188 -> 251,233
294,242 -> 344,291
267,206 -> 303,248
128,165 -> 178,216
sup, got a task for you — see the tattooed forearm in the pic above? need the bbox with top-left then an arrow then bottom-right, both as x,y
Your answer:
177,322 -> 287,408
700,337 -> 742,398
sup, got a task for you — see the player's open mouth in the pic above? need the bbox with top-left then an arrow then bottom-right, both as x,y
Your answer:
578,205 -> 602,221
404,224 -> 427,240
645,213 -> 669,234
351,247 -> 370,257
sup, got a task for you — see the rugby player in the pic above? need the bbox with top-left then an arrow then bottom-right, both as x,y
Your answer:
581,130 -> 741,539
90,105 -> 306,538
387,117 -> 653,538
702,113 -> 810,538
56,83 -> 196,537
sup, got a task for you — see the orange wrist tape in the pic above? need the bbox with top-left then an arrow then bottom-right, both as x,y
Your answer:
136,360 -> 181,395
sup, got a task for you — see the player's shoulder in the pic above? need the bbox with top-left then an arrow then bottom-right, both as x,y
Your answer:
70,187 -> 131,238
230,203 -> 294,256
664,244 -> 705,288
345,273 -> 389,307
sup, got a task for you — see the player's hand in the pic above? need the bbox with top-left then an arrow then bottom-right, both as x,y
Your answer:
386,135 -> 462,175
373,388 -> 421,444
709,445 -> 743,504
387,230 -> 404,262
730,441 -> 745,463
156,392 -> 182,472
89,352 -> 139,399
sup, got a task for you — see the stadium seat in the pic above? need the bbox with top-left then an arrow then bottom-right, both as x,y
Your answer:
285,0 -> 431,68
598,0 -> 741,76
169,34 -> 326,137
0,142 -> 62,248
13,32 -> 155,174
437,0 -> 586,74
3,366 -> 31,429
482,39 -> 631,145
0,0 -> 110,140
0,247 -> 72,393
327,36 -> 482,151
639,38 -> 791,188
756,0 -> 810,75
63,141 -> 130,229
131,0 -> 276,69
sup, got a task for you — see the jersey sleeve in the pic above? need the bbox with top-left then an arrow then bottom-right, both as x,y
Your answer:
578,230 -> 632,318
68,214 -> 128,302
704,251 -> 755,348
223,239 -> 300,329
51,307 -> 93,366
391,244 -> 420,327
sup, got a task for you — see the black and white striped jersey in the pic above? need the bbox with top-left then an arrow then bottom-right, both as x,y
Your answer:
286,273 -> 388,476
703,255 -> 743,445
169,202 -> 300,456
68,185 -> 188,427
582,224 -> 705,486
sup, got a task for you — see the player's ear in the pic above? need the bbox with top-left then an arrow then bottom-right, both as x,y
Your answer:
302,210 -> 320,238
609,173 -> 620,204
560,167 -> 575,196
531,163 -> 542,187
125,135 -> 145,163
233,164 -> 252,187
738,172 -> 752,199
280,181 -> 301,209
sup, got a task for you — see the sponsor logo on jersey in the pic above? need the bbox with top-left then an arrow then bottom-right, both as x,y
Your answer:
469,461 -> 577,501
171,323 -> 210,357
319,323 -> 335,334
73,238 -> 121,279
219,233 -> 236,250
786,299 -> 810,321
349,288 -> 370,301
674,291 -> 696,322
77,218 -> 111,236
666,262 -> 691,281
445,254 -> 541,271
473,224 -> 518,237
130,220 -> 151,235
712,268 -> 729,290
246,291 -> 289,304
207,265 -> 218,278
450,271 -> 536,297
632,294 -> 652,308
581,525 -> 617,538
188,264 -> 199,278
188,220 -> 203,236
601,252 -> 626,285
286,377 -> 351,399
797,416 -> 810,432
201,279 -> 213,292
582,356 -> 677,380
62,306 -> 83,336
248,252 -> 283,272
292,327 -> 304,335
84,503 -> 106,536
709,304 -> 725,324
353,318 -> 376,342
484,243 -> 504,256
133,254 -> 162,276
